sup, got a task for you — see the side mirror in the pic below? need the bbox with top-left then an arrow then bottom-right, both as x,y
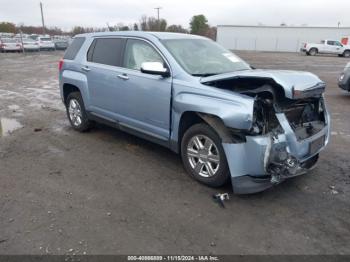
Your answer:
141,62 -> 170,77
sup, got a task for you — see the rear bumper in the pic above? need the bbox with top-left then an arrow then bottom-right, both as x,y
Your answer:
2,47 -> 21,51
24,46 -> 39,51
223,98 -> 330,194
40,44 -> 55,49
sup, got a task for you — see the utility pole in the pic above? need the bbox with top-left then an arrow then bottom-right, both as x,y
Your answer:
154,7 -> 162,31
40,2 -> 46,35
19,30 -> 25,54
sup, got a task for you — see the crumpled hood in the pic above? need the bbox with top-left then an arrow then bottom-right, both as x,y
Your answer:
200,69 -> 326,99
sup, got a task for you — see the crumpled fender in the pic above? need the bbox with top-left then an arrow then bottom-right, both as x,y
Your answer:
172,92 -> 255,130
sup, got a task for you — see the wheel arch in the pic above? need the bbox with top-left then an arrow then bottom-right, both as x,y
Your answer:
309,47 -> 318,53
343,49 -> 350,56
176,111 -> 241,154
62,83 -> 81,104
60,70 -> 90,108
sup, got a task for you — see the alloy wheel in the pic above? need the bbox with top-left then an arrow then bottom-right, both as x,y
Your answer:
68,99 -> 83,127
186,135 -> 220,177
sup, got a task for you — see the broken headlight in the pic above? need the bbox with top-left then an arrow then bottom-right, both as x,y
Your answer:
250,100 -> 265,135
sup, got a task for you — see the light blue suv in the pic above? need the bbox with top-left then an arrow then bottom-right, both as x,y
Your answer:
59,32 -> 330,194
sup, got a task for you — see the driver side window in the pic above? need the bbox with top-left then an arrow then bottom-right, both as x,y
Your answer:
123,39 -> 164,70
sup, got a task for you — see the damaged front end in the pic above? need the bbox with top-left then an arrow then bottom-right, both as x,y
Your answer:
201,70 -> 330,194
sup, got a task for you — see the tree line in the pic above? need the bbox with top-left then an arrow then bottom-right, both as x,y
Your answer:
0,14 -> 217,40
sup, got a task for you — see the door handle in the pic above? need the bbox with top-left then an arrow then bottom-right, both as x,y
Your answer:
117,74 -> 129,80
81,66 -> 91,72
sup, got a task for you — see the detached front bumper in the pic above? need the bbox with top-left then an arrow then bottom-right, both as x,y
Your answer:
223,102 -> 330,194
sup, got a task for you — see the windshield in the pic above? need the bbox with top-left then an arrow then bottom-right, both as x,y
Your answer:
162,38 -> 250,76
40,38 -> 51,41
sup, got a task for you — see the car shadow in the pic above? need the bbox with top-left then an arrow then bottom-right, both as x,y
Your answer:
86,122 -> 309,199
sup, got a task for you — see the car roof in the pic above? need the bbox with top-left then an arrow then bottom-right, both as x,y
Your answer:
75,31 -> 207,40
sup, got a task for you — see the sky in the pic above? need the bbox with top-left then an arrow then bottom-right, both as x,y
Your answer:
0,0 -> 350,30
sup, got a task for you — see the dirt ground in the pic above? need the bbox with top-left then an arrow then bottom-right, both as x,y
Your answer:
0,50 -> 349,255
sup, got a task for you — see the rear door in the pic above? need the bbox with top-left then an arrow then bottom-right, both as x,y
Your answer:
83,37 -> 126,119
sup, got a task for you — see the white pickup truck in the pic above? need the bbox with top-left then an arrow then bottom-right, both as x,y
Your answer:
301,40 -> 350,57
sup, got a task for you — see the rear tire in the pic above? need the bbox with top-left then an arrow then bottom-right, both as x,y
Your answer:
181,123 -> 230,187
309,48 -> 318,56
66,92 -> 93,132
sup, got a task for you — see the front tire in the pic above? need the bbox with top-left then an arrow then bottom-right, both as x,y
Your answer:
181,123 -> 230,187
66,92 -> 93,132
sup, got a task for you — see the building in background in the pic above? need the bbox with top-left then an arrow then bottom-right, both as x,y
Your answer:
217,25 -> 350,52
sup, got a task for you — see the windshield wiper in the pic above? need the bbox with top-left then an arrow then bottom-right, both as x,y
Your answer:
191,73 -> 219,77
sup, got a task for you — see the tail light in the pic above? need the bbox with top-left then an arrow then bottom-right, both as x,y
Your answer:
58,58 -> 64,71
304,43 -> 307,48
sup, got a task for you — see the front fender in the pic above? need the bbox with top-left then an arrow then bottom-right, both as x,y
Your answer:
173,92 -> 255,130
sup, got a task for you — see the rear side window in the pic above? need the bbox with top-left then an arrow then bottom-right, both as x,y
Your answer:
64,37 -> 85,60
87,38 -> 125,67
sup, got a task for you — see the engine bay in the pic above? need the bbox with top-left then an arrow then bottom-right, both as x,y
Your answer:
204,77 -> 326,140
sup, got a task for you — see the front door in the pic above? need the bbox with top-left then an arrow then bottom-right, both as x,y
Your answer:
115,38 -> 172,140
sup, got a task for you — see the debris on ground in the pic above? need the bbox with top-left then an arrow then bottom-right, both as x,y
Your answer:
329,185 -> 339,195
212,193 -> 230,208
34,128 -> 42,132
0,239 -> 8,244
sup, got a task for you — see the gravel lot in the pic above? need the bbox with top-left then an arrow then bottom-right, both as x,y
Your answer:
0,51 -> 349,255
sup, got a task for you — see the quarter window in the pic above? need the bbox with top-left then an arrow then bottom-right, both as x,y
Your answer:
123,39 -> 164,70
64,37 -> 85,60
